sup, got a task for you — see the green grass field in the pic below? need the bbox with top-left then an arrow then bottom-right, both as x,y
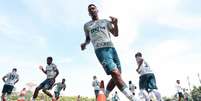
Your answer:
7,91 -> 95,101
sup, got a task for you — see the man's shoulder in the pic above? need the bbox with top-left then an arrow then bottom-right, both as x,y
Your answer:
16,73 -> 19,77
84,20 -> 93,26
55,82 -> 60,85
7,72 -> 12,75
50,63 -> 57,67
101,19 -> 109,21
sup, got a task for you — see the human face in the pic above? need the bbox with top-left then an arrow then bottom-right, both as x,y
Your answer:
47,58 -> 52,65
177,80 -> 180,84
135,56 -> 142,64
93,76 -> 96,80
88,5 -> 98,18
12,68 -> 17,73
62,79 -> 65,83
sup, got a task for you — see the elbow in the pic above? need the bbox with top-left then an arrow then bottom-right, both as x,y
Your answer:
57,71 -> 59,75
113,33 -> 119,37
114,34 -> 118,37
113,30 -> 119,37
2,77 -> 5,81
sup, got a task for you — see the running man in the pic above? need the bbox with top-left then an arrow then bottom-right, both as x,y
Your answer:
135,52 -> 161,101
32,57 -> 59,101
52,78 -> 66,100
1,68 -> 19,101
81,4 -> 138,101
175,80 -> 184,101
92,75 -> 100,99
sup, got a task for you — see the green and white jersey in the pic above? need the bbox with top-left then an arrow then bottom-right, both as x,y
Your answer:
4,72 -> 19,86
176,83 -> 183,93
84,19 -> 114,50
54,82 -> 66,92
139,60 -> 153,76
46,63 -> 57,79
92,79 -> 100,90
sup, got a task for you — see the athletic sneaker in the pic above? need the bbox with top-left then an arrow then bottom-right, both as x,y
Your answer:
130,95 -> 140,101
31,98 -> 35,101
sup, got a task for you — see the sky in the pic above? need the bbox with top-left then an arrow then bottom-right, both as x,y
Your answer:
0,0 -> 201,100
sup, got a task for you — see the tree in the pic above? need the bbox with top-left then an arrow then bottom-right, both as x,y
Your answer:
191,86 -> 201,101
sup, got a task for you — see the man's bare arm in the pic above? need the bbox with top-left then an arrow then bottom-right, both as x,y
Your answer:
136,59 -> 143,73
81,25 -> 90,50
109,16 -> 119,37
39,66 -> 47,74
2,76 -> 6,82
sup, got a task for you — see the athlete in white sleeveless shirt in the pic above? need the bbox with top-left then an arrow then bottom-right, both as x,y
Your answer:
137,59 -> 153,76
32,57 -> 59,101
92,75 -> 100,99
81,4 -> 138,101
1,68 -> 19,101
53,78 -> 66,100
84,19 -> 114,50
135,52 -> 161,101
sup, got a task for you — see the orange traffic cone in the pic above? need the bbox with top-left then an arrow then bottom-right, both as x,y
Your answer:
97,80 -> 106,101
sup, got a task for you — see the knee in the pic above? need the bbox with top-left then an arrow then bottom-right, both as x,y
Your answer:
111,69 -> 121,79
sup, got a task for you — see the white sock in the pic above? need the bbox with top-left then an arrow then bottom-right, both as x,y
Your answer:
140,90 -> 150,101
149,92 -> 157,101
152,90 -> 161,101
32,97 -> 35,101
122,87 -> 134,101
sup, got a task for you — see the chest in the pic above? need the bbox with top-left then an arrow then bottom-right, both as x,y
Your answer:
88,21 -> 107,33
8,73 -> 17,80
58,84 -> 64,88
46,65 -> 54,71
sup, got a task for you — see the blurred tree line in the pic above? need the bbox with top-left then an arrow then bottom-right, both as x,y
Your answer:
163,85 -> 201,101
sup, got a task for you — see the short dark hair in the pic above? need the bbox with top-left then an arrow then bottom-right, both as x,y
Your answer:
129,81 -> 132,84
88,4 -> 96,8
93,75 -> 97,79
47,56 -> 53,61
13,68 -> 17,71
135,52 -> 142,58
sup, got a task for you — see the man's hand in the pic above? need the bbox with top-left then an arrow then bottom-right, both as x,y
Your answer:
39,65 -> 43,70
81,43 -> 86,51
109,16 -> 118,25
136,69 -> 140,73
50,78 -> 55,89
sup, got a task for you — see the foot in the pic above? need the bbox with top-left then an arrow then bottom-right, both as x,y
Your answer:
31,98 -> 35,101
130,95 -> 139,101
